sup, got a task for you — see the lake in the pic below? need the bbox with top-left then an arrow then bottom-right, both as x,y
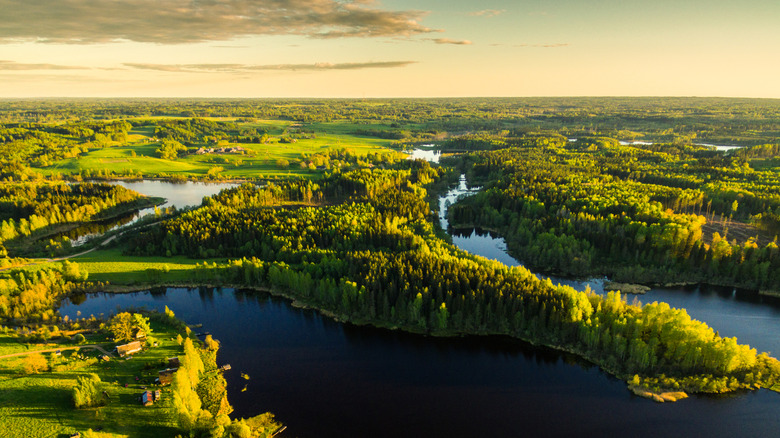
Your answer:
59,162 -> 780,437
59,287 -> 780,438
67,180 -> 240,246
441,175 -> 780,356
107,180 -> 242,215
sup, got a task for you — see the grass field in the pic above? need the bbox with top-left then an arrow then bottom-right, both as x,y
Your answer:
0,320 -> 189,438
73,248 -> 206,285
38,120 -> 401,180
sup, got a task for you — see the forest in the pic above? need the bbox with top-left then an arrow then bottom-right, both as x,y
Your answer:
122,162 -> 780,395
1,98 -> 780,436
448,136 -> 780,291
0,182 -> 161,257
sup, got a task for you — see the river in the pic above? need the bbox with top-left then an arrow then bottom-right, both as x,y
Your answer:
441,174 -> 780,356
59,157 -> 780,437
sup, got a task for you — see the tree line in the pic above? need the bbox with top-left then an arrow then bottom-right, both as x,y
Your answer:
124,162 -> 780,395
448,138 -> 780,290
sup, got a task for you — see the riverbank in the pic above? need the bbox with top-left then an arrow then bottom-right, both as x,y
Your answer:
446,217 -> 771,297
603,281 -> 650,295
628,385 -> 688,403
4,195 -> 166,258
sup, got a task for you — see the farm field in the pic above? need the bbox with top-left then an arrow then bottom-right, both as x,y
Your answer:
39,120 -> 398,180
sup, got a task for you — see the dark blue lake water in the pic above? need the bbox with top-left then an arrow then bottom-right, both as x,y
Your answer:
59,288 -> 780,438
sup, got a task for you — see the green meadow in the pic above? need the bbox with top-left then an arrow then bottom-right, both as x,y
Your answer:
73,248 -> 205,285
39,120 -> 399,180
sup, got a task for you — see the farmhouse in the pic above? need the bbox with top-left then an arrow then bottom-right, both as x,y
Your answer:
116,341 -> 142,357
140,391 -> 153,407
158,368 -> 178,386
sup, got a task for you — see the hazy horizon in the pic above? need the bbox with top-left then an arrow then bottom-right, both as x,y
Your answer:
2,0 -> 778,98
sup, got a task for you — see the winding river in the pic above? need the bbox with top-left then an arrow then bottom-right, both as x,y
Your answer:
60,159 -> 780,437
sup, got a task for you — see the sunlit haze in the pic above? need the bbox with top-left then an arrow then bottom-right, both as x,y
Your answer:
1,0 -> 778,97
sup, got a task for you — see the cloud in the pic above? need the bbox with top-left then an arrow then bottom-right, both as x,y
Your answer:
123,61 -> 417,73
0,0 -> 435,44
0,60 -> 87,70
469,9 -> 505,18
0,73 -> 121,82
431,38 -> 472,45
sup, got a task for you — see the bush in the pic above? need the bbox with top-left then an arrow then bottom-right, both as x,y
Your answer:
73,373 -> 105,408
22,353 -> 48,374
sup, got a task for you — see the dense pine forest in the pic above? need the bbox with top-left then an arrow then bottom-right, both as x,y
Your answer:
449,136 -> 780,291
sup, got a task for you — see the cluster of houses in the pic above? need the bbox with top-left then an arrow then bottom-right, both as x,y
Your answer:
112,340 -> 231,408
113,340 -> 177,407
194,146 -> 244,155
141,357 -> 180,406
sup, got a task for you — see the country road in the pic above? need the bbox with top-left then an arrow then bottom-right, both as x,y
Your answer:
0,219 -> 161,272
0,238 -> 109,272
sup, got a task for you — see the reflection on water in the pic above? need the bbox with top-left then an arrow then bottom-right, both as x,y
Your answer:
67,180 -> 241,246
406,147 -> 441,163
58,211 -> 139,247
59,288 -> 780,438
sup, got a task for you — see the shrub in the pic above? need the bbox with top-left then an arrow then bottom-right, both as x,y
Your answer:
73,373 -> 105,408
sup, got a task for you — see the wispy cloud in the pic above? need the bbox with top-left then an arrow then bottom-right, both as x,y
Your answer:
123,61 -> 417,73
0,0 -> 435,44
431,38 -> 472,45
469,9 -> 505,18
0,60 -> 87,70
0,73 -> 121,82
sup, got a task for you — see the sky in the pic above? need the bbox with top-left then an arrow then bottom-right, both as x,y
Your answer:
0,0 -> 778,98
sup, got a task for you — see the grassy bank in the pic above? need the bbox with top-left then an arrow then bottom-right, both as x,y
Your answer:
0,318 -> 186,437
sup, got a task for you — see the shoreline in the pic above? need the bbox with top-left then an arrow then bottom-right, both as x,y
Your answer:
77,280 -> 780,403
446,220 -> 770,296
